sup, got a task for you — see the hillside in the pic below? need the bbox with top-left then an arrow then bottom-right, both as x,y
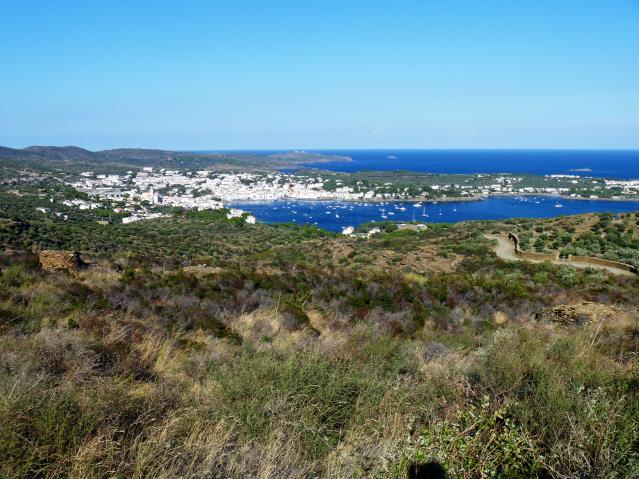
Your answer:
0,145 -> 351,174
1,182 -> 639,477
508,213 -> 639,269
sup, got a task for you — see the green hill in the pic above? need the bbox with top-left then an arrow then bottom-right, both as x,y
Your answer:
1,185 -> 639,477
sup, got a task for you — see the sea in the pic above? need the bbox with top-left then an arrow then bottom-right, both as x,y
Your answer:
220,149 -> 639,231
301,149 -> 639,179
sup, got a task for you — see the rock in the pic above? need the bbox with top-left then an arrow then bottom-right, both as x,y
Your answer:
38,250 -> 82,272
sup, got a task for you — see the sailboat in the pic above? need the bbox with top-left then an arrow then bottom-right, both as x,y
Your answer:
421,206 -> 428,217
381,208 -> 388,219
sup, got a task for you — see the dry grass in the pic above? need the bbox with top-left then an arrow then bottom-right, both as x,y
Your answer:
2,230 -> 639,478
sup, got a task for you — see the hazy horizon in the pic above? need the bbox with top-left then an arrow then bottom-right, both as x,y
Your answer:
5,145 -> 639,153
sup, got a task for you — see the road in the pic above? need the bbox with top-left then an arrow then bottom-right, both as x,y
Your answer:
485,234 -> 635,277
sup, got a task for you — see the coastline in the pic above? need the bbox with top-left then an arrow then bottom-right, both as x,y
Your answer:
226,193 -> 639,205
488,192 -> 639,203
353,193 -> 639,204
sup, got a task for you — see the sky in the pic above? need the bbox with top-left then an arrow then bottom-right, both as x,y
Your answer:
1,0 -> 638,150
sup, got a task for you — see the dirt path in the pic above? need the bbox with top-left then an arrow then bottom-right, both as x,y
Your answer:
487,234 -> 519,261
485,234 -> 635,277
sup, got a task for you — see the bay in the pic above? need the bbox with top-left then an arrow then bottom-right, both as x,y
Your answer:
230,196 -> 639,232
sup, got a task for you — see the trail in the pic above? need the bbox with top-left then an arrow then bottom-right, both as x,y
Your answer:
484,234 -> 636,277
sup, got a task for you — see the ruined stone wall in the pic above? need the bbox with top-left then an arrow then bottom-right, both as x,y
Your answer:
508,231 -> 520,250
535,301 -> 624,326
38,250 -> 82,272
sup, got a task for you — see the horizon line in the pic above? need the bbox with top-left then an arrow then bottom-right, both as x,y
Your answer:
5,145 -> 639,153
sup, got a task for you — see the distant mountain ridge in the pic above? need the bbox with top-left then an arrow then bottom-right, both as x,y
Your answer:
0,145 -> 191,174
0,145 -> 189,164
0,145 -> 350,172
23,145 -> 103,162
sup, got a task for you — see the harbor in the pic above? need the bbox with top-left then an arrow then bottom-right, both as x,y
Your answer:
230,195 -> 639,232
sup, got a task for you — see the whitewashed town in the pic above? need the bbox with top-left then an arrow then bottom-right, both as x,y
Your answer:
59,167 -> 639,226
66,168 -> 368,224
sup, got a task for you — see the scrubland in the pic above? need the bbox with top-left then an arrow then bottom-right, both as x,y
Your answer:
1,210 -> 639,478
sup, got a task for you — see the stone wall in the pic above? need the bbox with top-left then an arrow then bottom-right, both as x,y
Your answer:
569,255 -> 638,274
38,250 -> 82,272
535,301 -> 624,326
508,231 -> 520,248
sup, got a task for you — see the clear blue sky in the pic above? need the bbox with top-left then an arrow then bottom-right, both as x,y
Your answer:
1,0 -> 638,150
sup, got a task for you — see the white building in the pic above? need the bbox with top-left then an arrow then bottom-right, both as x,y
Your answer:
226,208 -> 244,219
366,227 -> 382,238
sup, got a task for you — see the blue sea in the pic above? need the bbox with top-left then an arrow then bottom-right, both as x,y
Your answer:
230,196 -> 639,233
213,149 -> 639,230
301,150 -> 639,179
198,149 -> 639,179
